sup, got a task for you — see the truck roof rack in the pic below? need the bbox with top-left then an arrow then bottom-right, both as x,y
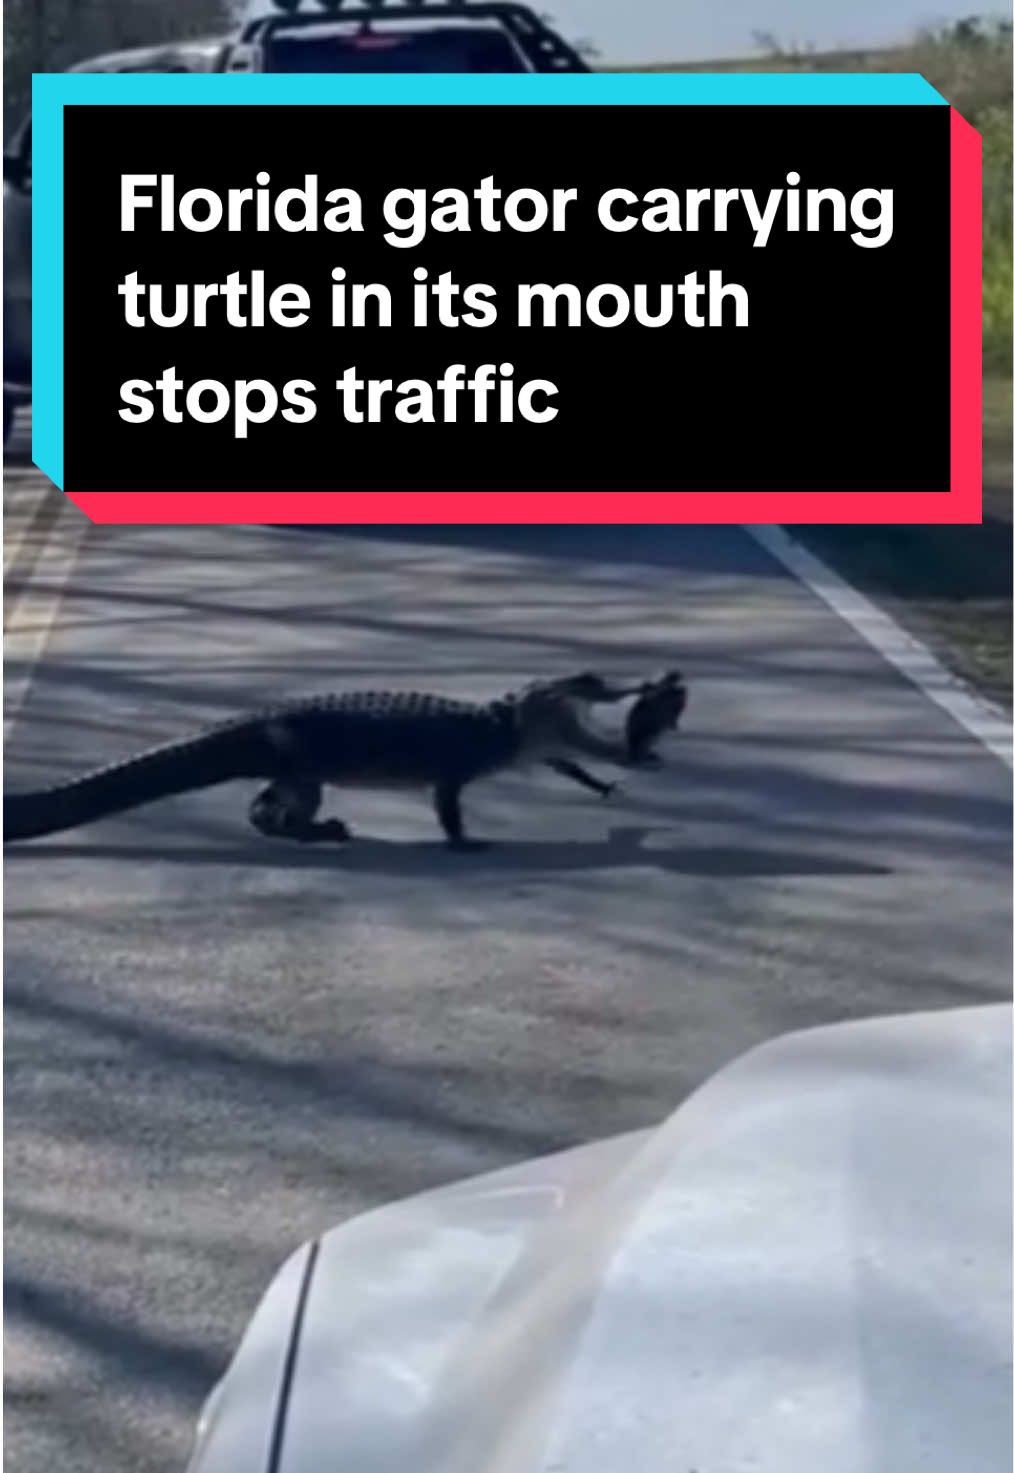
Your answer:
226,0 -> 590,73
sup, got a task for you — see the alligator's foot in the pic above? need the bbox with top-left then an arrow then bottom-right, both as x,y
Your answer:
434,781 -> 489,851
296,818 -> 352,844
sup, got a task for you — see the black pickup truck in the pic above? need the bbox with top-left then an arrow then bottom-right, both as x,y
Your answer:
218,0 -> 589,74
1,1 -> 587,446
3,116 -> 32,445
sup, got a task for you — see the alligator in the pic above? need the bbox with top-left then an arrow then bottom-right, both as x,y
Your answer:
4,670 -> 687,850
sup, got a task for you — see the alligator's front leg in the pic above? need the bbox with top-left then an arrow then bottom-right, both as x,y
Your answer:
433,780 -> 488,852
547,758 -> 616,798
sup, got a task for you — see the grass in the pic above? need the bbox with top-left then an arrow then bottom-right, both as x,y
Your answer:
981,104 -> 1012,371
793,516 -> 1012,708
607,20 -> 1012,368
610,22 -> 1012,709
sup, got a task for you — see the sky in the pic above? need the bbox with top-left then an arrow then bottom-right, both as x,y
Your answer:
534,0 -> 1004,66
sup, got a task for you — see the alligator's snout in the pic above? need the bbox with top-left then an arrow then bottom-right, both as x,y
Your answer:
549,672 -> 643,705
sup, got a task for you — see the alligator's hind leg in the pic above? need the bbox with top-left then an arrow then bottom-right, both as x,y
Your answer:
433,780 -> 487,852
249,780 -> 351,844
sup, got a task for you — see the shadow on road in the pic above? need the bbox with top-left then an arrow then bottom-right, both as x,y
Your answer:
280,523 -> 784,577
5,1274 -> 219,1399
4,496 -> 1009,1473
5,825 -> 891,880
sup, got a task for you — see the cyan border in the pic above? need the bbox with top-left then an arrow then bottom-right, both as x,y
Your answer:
31,70 -> 946,489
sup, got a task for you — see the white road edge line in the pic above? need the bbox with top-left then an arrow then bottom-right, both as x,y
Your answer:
3,483 -> 52,575
745,524 -> 1012,771
3,502 -> 89,740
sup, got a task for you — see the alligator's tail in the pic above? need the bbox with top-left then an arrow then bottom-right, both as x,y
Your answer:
4,723 -> 266,841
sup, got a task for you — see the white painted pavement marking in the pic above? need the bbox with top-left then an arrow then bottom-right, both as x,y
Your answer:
3,479 -> 89,738
4,476 -> 60,575
745,524 -> 1012,770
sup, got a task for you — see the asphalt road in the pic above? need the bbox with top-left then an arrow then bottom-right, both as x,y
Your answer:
4,469 -> 1011,1471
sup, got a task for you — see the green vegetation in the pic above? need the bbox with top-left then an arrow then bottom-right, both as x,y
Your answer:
863,21 -> 1011,367
901,18 -> 1011,369
608,18 -> 1012,367
3,0 -> 230,126
609,20 -> 1012,704
981,106 -> 1012,369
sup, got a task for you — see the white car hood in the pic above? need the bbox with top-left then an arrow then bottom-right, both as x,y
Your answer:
189,1005 -> 1012,1473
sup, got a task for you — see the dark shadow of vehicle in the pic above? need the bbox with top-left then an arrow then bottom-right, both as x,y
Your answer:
279,522 -> 785,576
5,827 -> 892,880
3,116 -> 32,445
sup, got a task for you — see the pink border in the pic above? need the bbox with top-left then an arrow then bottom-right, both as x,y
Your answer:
947,107 -> 983,522
67,108 -> 982,526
